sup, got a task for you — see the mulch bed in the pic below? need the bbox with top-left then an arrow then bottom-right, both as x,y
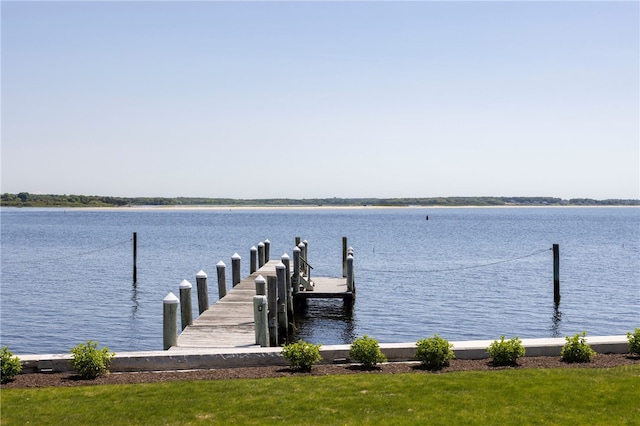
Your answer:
3,353 -> 638,389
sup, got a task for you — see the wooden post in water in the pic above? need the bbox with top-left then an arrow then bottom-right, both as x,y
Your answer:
216,261 -> 227,299
298,242 -> 307,276
258,242 -> 265,268
163,292 -> 179,350
264,239 -> 271,262
292,246 -> 300,295
553,244 -> 560,304
250,246 -> 257,274
179,280 -> 193,331
295,236 -> 301,247
255,274 -> 266,295
267,276 -> 278,346
231,253 -> 241,287
276,262 -> 288,343
346,253 -> 355,293
253,295 -> 269,347
133,232 -> 137,284
302,240 -> 308,276
281,253 -> 293,317
342,236 -> 348,277
195,270 -> 209,315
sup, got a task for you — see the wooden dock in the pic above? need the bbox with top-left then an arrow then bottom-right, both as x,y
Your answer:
173,255 -> 354,350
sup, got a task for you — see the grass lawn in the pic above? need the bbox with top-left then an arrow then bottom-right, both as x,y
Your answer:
2,366 -> 639,425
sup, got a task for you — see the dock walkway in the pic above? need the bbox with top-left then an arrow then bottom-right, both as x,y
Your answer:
174,260 -> 352,350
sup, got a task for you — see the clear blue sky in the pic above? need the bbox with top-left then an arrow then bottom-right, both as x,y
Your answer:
2,1 -> 638,199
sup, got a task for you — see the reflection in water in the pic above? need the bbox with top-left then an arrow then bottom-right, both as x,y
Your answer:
293,299 -> 356,345
550,302 -> 562,337
130,285 -> 139,319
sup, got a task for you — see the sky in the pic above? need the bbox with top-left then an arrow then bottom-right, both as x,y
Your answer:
1,1 -> 638,200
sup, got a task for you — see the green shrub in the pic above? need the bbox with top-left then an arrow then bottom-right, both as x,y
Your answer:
487,336 -> 525,366
349,335 -> 387,368
627,328 -> 640,356
1,346 -> 22,384
415,334 -> 455,370
561,331 -> 596,363
70,340 -> 115,379
282,340 -> 322,371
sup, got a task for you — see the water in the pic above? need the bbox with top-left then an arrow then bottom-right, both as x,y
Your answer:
1,207 -> 638,354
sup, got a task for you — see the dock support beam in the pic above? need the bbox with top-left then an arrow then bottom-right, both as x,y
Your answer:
255,274 -> 266,295
250,246 -> 257,274
264,239 -> 271,262
163,292 -> 179,350
231,253 -> 241,287
179,280 -> 193,331
346,253 -> 355,293
258,242 -> 265,268
276,262 -> 288,343
267,276 -> 278,347
216,261 -> 227,299
292,246 -> 301,295
196,270 -> 209,315
253,295 -> 269,347
281,253 -> 293,317
342,236 -> 348,277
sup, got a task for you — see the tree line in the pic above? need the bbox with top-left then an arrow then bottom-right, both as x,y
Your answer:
1,192 -> 638,208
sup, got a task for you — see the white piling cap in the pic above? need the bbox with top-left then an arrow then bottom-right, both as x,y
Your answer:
264,239 -> 270,243
293,246 -> 301,252
258,241 -> 265,247
281,253 -> 290,260
254,274 -> 266,283
232,252 -> 241,260
276,262 -> 285,270
163,292 -> 179,304
250,246 -> 257,251
297,242 -> 305,248
179,279 -> 192,289
196,270 -> 207,278
217,260 -> 226,267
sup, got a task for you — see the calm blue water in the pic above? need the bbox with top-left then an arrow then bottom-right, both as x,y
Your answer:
1,207 -> 638,354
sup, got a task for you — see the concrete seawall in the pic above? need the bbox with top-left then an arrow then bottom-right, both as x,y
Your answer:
17,335 -> 631,374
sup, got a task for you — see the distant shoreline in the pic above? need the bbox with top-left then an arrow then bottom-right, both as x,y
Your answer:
2,204 -> 638,212
2,193 -> 638,209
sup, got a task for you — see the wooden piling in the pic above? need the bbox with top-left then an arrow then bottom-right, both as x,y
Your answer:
342,236 -> 348,277
281,253 -> 293,316
231,253 -> 241,287
250,246 -> 257,274
267,276 -> 278,347
258,242 -> 265,268
302,240 -> 308,274
253,295 -> 269,346
255,274 -> 266,295
216,261 -> 227,299
264,239 -> 271,262
179,279 -> 193,331
163,292 -> 179,350
346,253 -> 355,293
553,244 -> 560,304
195,270 -> 208,315
292,246 -> 300,295
132,232 -> 138,284
276,262 -> 288,343
298,242 -> 307,276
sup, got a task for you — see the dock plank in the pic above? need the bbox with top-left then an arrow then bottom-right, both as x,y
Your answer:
175,259 -> 353,349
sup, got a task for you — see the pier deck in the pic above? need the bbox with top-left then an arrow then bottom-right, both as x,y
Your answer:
174,260 -> 352,349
